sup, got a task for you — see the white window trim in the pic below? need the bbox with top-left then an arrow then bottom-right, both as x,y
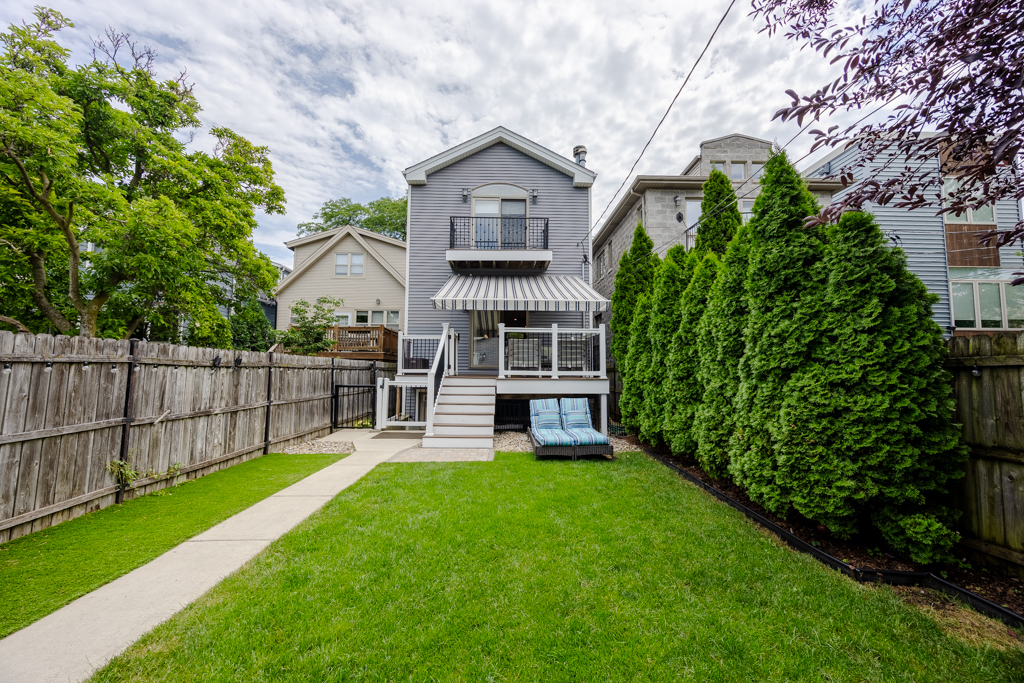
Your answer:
334,252 -> 366,277
949,278 -> 1023,331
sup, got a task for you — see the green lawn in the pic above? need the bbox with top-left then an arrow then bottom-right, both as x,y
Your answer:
88,451 -> 1023,682
0,452 -> 345,638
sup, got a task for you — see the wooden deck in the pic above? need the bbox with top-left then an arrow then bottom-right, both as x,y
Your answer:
319,325 -> 398,361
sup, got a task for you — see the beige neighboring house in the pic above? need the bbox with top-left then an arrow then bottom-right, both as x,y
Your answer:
275,225 -> 407,331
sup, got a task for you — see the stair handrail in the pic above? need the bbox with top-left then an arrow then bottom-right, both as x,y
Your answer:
425,323 -> 450,436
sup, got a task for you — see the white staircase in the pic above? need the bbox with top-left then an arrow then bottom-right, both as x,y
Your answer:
422,377 -> 496,449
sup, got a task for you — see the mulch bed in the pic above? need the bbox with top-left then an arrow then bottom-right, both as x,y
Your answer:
617,434 -> 1024,616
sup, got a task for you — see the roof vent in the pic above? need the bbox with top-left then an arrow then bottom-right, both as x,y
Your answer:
573,145 -> 588,167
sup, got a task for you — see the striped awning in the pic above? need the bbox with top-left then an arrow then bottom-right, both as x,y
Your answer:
431,275 -> 610,312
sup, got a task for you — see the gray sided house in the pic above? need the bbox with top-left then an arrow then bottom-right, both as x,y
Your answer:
591,133 -> 841,333
805,140 -> 1024,335
386,126 -> 610,448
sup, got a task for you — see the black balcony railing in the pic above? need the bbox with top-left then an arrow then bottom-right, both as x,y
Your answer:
449,216 -> 549,250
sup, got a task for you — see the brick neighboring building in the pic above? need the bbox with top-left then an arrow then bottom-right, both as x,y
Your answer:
591,133 -> 841,332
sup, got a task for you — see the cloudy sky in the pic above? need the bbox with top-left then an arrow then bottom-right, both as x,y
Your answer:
2,0 -> 849,266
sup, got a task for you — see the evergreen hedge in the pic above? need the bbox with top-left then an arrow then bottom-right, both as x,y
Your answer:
619,292 -> 653,434
694,169 -> 742,257
693,225 -> 751,479
610,223 -> 658,369
728,150 -> 824,515
775,211 -> 966,562
640,248 -> 694,446
663,252 -> 719,455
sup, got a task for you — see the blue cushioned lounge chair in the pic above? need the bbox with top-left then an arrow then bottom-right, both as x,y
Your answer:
559,398 -> 613,458
529,399 -> 576,460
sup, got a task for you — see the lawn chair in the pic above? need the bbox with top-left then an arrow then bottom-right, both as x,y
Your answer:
559,398 -> 613,458
528,399 -> 576,461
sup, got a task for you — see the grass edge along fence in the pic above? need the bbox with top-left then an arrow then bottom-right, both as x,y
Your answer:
0,331 -> 392,543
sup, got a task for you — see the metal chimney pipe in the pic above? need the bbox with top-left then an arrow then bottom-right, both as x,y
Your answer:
573,145 -> 588,167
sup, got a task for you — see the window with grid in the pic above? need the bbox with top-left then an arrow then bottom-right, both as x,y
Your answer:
335,253 -> 364,276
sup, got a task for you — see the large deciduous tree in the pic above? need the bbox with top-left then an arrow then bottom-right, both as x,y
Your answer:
0,8 -> 282,338
297,196 -> 407,240
754,0 -> 1024,249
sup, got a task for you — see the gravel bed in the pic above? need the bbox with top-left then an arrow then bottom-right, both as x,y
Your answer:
281,439 -> 355,454
492,430 -> 640,454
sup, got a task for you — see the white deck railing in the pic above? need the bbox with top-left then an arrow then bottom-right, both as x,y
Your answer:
497,324 -> 605,379
379,326 -> 458,431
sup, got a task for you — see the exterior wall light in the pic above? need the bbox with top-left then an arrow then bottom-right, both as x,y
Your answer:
44,361 -> 53,372
3,362 -> 11,375
972,363 -> 981,377
673,195 -> 681,207
462,188 -> 470,203
82,361 -> 90,371
110,363 -> 117,373
530,189 -> 539,204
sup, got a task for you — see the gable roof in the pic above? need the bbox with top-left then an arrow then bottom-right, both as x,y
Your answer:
277,225 -> 406,296
402,126 -> 597,188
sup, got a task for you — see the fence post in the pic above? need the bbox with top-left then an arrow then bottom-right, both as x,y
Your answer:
330,357 -> 336,433
115,338 -> 140,504
262,352 -> 274,454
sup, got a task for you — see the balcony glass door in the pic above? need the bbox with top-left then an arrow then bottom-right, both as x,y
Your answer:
501,199 -> 527,249
474,199 -> 500,250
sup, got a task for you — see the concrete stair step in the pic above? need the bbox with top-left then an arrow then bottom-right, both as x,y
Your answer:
434,404 -> 495,415
421,436 -> 494,449
433,413 -> 494,426
437,394 -> 496,405
440,385 -> 495,396
431,425 -> 494,437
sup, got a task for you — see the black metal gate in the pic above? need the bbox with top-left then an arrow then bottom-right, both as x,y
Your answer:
332,384 -> 377,429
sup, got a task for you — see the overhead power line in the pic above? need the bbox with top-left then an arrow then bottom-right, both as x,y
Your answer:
590,0 -> 739,234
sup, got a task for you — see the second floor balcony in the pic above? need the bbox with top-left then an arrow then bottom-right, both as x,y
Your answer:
447,216 -> 552,270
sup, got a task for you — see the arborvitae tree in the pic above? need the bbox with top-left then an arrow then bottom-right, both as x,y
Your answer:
663,252 -> 720,454
693,225 -> 752,479
610,222 -> 658,368
230,298 -> 276,351
619,292 -> 653,433
729,150 -> 824,515
694,169 -> 742,257
640,249 -> 694,446
775,212 -> 966,563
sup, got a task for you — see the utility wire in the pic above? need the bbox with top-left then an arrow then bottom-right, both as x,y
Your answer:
590,0 -> 738,234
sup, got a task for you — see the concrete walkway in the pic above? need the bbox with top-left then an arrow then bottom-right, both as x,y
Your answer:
0,429 -> 409,683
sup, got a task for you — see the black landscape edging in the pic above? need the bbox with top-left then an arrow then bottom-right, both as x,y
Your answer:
643,448 -> 1024,630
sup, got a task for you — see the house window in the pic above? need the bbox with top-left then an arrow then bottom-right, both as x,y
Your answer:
751,162 -> 764,179
741,200 -> 755,221
950,274 -> 1024,330
386,310 -> 400,329
356,310 -> 369,325
335,253 -> 364,276
595,250 -> 607,279
685,199 -> 702,228
335,312 -> 351,326
731,163 -> 746,180
943,178 -> 996,224
711,161 -> 726,174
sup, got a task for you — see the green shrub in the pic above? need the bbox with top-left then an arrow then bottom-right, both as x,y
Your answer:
693,225 -> 752,479
640,250 -> 694,446
610,223 -> 659,369
694,169 -> 742,257
619,292 -> 653,434
728,150 -> 824,515
774,211 -> 966,561
230,298 -> 276,351
278,296 -> 343,355
663,252 -> 718,455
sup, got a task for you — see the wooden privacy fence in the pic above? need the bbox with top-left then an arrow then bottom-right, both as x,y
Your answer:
0,331 -> 391,542
947,332 -> 1024,575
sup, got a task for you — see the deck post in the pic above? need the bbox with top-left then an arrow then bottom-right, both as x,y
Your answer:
498,323 -> 506,379
551,324 -> 559,379
600,394 -> 608,436
396,331 -> 404,375
598,324 -> 606,378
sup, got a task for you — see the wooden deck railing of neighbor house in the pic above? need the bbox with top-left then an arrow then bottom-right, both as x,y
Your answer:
323,325 -> 398,361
